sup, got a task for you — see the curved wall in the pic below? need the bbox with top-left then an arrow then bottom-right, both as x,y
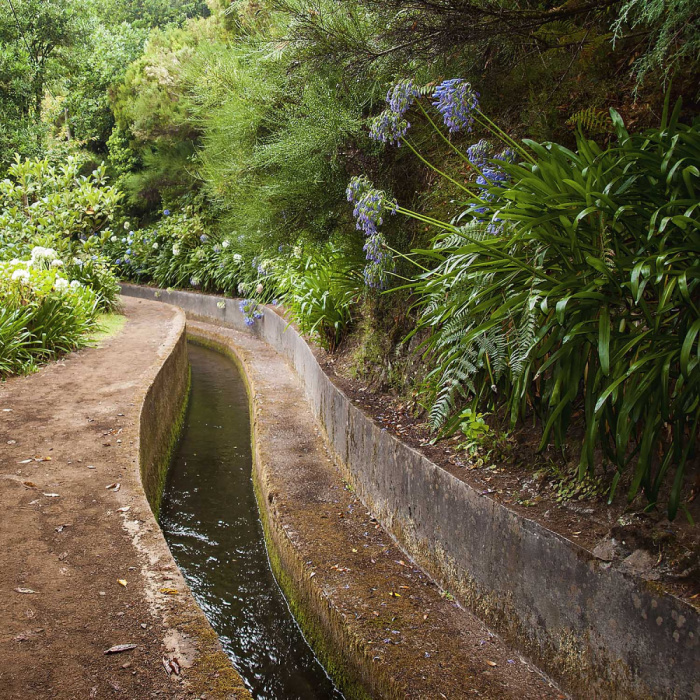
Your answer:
121,283 -> 700,700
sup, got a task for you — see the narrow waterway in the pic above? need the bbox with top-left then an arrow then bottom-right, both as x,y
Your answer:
160,341 -> 343,700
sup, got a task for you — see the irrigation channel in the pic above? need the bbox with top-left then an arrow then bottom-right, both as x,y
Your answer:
160,341 -> 344,699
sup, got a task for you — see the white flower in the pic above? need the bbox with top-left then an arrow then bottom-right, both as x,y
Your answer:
124,221 -> 130,230
111,235 -> 117,242
256,283 -> 264,294
293,246 -> 302,258
222,240 -> 230,249
30,246 -> 57,266
69,280 -> 82,289
54,277 -> 69,291
121,237 -> 127,243
51,259 -> 63,268
238,283 -> 247,295
152,242 -> 159,250
11,269 -> 30,283
233,253 -> 242,263
172,245 -> 180,255
72,257 -> 84,267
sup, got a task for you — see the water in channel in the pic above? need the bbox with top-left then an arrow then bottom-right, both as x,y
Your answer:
160,342 -> 343,700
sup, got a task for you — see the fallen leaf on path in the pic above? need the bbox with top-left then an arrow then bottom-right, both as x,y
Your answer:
118,579 -> 127,587
42,493 -> 60,498
18,459 -> 33,464
105,483 -> 121,492
15,588 -> 36,594
486,660 -> 497,667
116,507 -> 130,513
159,588 -> 179,595
34,457 -> 51,462
389,591 -> 401,598
104,644 -> 137,655
22,482 -> 37,489
7,440 -> 16,445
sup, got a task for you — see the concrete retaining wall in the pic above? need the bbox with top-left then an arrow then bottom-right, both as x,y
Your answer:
138,318 -> 190,515
121,283 -> 700,700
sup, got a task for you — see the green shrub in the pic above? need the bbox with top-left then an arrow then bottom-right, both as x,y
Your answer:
413,99 -> 700,518
278,245 -> 363,352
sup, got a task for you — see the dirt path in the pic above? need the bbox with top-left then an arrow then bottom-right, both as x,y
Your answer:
0,297 -> 248,700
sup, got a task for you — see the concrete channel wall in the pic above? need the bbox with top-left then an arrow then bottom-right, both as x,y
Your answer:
121,283 -> 700,700
138,315 -> 190,515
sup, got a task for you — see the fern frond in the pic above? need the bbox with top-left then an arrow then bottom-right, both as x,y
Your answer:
566,107 -> 613,135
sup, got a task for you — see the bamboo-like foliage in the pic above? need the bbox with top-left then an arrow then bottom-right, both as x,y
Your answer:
415,100 -> 699,517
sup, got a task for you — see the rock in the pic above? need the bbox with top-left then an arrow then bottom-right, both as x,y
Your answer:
620,549 -> 657,576
592,539 -> 616,562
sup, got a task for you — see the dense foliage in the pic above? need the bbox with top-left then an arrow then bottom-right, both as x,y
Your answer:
1,0 -> 698,514
0,156 -> 121,375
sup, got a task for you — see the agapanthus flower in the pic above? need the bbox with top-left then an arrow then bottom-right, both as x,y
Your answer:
494,147 -> 516,163
163,210 -> 170,216
172,245 -> 180,255
432,79 -> 480,133
256,283 -> 264,294
222,240 -> 230,249
466,139 -> 491,167
239,298 -> 262,326
213,244 -> 221,253
200,234 -> 208,243
51,259 -> 63,268
54,277 -> 69,292
70,280 -> 82,289
30,246 -> 58,265
476,165 -> 510,202
190,277 -> 200,287
124,221 -> 130,230
347,177 -> 396,237
369,109 -> 410,146
152,242 -> 159,250
11,268 -> 29,283
387,79 -> 420,116
233,253 -> 242,263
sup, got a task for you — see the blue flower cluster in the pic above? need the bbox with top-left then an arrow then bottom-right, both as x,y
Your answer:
362,233 -> 394,289
465,141 -> 516,203
432,79 -> 480,134
466,139 -> 491,167
369,110 -> 410,146
346,176 -> 397,237
387,79 -> 419,115
239,299 -> 263,326
346,176 -> 396,289
369,79 -> 420,145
